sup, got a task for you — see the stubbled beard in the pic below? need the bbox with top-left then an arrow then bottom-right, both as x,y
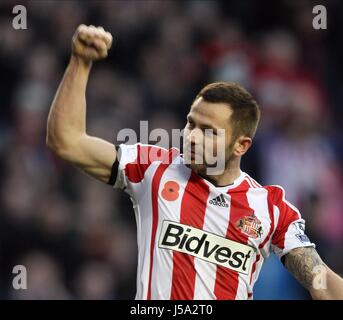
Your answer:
184,148 -> 234,177
185,162 -> 207,175
185,158 -> 227,176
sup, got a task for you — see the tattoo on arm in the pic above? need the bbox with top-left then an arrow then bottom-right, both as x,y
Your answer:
284,247 -> 325,290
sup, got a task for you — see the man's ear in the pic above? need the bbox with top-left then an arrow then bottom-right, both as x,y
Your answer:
233,136 -> 252,157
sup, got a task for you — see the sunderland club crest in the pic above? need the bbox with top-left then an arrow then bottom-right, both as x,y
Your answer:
236,215 -> 263,239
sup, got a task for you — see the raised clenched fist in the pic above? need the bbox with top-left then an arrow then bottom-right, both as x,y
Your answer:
72,24 -> 113,62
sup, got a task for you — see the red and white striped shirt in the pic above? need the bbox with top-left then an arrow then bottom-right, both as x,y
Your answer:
112,143 -> 315,300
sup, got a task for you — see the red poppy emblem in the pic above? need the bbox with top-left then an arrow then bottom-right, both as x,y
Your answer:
161,181 -> 180,201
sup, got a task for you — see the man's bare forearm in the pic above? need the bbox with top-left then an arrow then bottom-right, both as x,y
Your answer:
315,267 -> 343,300
284,247 -> 343,300
284,247 -> 324,290
46,54 -> 92,152
46,25 -> 115,182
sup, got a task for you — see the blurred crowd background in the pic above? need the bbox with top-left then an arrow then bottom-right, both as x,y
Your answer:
0,0 -> 342,299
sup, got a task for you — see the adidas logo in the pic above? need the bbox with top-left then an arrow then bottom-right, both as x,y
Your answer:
209,194 -> 229,207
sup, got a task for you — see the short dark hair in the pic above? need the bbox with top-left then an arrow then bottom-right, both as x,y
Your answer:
196,82 -> 261,139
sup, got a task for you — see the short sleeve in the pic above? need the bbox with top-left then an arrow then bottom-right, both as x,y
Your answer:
113,143 -> 139,190
108,143 -> 171,191
270,186 -> 315,258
